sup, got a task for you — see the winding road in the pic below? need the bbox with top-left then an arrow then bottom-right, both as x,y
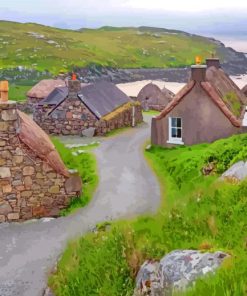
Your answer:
0,115 -> 160,296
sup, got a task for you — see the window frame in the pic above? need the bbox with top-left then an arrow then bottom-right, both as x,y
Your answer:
167,117 -> 184,145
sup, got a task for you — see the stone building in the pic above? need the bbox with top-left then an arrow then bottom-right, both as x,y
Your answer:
27,79 -> 66,106
151,62 -> 247,147
137,82 -> 174,111
0,82 -> 82,223
33,80 -> 143,136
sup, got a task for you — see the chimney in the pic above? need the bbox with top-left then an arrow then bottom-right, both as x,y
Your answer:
67,74 -> 81,98
0,82 -> 19,139
0,81 -> 9,102
206,58 -> 221,69
191,65 -> 207,82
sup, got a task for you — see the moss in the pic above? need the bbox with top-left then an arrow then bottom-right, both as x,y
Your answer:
102,101 -> 140,121
222,91 -> 242,117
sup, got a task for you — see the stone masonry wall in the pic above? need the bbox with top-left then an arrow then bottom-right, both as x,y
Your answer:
33,97 -> 99,136
96,104 -> 143,135
0,101 -> 79,223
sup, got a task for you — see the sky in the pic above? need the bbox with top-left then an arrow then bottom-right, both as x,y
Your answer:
1,0 -> 247,36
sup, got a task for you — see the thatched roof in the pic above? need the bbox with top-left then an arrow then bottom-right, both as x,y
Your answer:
241,85 -> 247,96
206,67 -> 247,106
27,79 -> 66,100
17,111 -> 69,177
155,79 -> 242,128
161,86 -> 175,97
137,83 -> 174,102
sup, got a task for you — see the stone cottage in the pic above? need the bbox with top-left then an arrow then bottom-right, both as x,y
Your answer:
151,63 -> 247,147
33,80 -> 143,136
137,82 -> 174,111
27,79 -> 66,106
0,81 -> 82,223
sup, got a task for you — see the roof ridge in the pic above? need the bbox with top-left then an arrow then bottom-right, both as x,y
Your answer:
201,81 -> 241,127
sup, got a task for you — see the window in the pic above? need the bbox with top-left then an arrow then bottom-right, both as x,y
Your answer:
167,117 -> 184,145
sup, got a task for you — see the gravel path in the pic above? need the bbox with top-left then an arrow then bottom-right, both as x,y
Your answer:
0,115 -> 160,296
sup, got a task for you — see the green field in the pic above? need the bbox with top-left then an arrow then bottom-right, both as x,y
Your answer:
49,134 -> 247,296
0,21 -> 221,73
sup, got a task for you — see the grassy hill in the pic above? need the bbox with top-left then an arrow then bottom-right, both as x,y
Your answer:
0,21 -> 223,74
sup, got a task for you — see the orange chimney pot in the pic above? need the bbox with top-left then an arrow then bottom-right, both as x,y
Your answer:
0,81 -> 9,102
195,56 -> 202,65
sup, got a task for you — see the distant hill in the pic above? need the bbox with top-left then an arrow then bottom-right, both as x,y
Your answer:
0,21 -> 246,75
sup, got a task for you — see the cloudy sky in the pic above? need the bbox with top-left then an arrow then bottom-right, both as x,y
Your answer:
1,0 -> 247,36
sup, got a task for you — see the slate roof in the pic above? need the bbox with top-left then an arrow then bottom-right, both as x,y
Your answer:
17,111 -> 69,177
77,81 -> 131,119
38,87 -> 68,106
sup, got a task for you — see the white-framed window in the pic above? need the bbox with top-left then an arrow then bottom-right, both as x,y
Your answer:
167,117 -> 184,145
242,106 -> 247,126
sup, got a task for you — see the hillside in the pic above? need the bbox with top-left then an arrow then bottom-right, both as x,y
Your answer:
0,21 -> 244,76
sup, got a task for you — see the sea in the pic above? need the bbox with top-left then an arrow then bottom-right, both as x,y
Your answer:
213,35 -> 247,55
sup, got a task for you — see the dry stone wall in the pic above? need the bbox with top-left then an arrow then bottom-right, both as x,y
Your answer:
0,101 -> 80,223
34,97 -> 98,136
34,98 -> 143,136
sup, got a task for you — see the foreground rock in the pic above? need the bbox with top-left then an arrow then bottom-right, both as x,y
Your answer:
134,250 -> 229,296
221,161 -> 247,181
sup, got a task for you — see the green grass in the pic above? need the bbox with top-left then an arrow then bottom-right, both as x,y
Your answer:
49,134 -> 247,296
52,137 -> 99,215
9,84 -> 31,101
142,110 -> 161,116
0,21 -> 222,73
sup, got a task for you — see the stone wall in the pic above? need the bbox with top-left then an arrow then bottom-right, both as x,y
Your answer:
34,96 -> 143,136
96,104 -> 143,135
0,101 -> 80,223
33,97 -> 99,136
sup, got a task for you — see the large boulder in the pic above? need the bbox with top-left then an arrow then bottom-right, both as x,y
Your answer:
82,127 -> 96,137
221,161 -> 247,181
133,250 -> 229,296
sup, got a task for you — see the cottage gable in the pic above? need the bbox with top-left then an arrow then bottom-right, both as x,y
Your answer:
152,63 -> 245,147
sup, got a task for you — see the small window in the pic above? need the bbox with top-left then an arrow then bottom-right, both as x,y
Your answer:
167,117 -> 184,145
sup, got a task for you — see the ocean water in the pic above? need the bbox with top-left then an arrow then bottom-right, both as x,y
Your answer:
213,35 -> 247,53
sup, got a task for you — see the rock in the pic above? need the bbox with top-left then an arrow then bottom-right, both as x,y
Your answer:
7,213 -> 20,220
1,109 -> 18,121
134,250 -> 229,296
0,167 -> 11,178
82,127 -> 96,137
221,161 -> 247,181
0,121 -> 9,131
65,175 -> 82,194
0,157 -> 6,165
0,140 -> 6,147
0,203 -> 12,215
48,186 -> 60,194
23,166 -> 35,176
145,144 -> 152,151
0,215 -> 6,222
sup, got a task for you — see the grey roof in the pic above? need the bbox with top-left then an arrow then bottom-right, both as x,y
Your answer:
78,81 -> 131,119
38,87 -> 68,106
